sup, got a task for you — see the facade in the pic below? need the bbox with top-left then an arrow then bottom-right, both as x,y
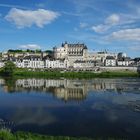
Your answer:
0,61 -> 5,68
117,57 -> 131,66
105,56 -> 116,66
73,60 -> 95,69
87,51 -> 117,62
53,42 -> 88,67
19,55 -> 44,68
44,59 -> 67,69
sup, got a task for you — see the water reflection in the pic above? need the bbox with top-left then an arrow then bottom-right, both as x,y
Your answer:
1,78 -> 140,101
0,78 -> 140,139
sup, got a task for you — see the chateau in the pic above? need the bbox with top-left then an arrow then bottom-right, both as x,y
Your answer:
53,42 -> 88,67
0,41 -> 139,70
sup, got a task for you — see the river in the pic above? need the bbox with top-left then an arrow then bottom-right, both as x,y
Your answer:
0,78 -> 140,139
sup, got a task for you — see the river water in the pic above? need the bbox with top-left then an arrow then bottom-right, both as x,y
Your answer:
0,78 -> 140,139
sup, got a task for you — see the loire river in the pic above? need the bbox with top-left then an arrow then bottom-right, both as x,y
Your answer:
0,78 -> 140,139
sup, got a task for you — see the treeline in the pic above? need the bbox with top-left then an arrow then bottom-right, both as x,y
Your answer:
7,49 -> 53,53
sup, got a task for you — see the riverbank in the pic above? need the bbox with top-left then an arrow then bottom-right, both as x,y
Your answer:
0,130 -> 126,140
14,69 -> 140,78
0,130 -> 90,140
0,68 -> 139,78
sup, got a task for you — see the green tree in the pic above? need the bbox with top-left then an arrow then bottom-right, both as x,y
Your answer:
3,61 -> 16,76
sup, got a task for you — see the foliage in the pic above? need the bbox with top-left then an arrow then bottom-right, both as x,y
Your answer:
7,49 -> 42,53
12,69 -> 139,79
2,61 -> 16,76
45,50 -> 53,54
0,130 -> 125,140
8,49 -> 23,53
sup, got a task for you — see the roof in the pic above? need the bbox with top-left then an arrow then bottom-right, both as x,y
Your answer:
42,55 -> 53,60
23,55 -> 41,60
74,60 -> 95,63
62,42 -> 88,49
118,57 -> 131,61
106,56 -> 115,60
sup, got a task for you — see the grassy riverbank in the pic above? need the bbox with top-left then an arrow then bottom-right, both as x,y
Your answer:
0,68 -> 139,78
14,69 -> 139,78
0,130 -> 90,140
0,130 -> 126,140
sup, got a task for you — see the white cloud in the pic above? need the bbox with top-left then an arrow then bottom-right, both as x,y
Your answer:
92,24 -> 109,33
5,8 -> 60,28
0,4 -> 27,9
106,28 -> 140,41
105,14 -> 120,25
19,44 -> 41,50
92,14 -> 120,33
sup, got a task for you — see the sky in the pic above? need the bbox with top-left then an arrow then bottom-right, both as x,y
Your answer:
0,0 -> 140,58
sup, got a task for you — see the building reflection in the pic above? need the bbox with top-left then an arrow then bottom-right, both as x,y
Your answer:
0,78 -> 140,101
15,79 -> 88,101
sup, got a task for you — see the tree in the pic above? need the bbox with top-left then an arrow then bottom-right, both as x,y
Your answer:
3,61 -> 16,76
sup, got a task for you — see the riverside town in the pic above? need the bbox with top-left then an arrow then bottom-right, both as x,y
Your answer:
0,41 -> 140,72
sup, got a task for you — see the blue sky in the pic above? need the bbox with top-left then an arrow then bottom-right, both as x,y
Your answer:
0,0 -> 140,58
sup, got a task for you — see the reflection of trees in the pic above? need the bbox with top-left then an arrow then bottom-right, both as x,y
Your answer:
137,66 -> 140,74
3,78 -> 16,93
116,88 -> 123,94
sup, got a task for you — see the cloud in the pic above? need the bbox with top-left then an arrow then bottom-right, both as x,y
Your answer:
106,28 -> 140,41
5,8 -> 60,28
91,11 -> 140,34
92,14 -> 120,33
19,44 -> 41,50
92,24 -> 109,33
105,14 -> 120,25
0,4 -> 27,9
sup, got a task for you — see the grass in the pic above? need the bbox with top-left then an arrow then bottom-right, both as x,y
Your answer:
0,130 -> 89,140
14,69 -> 139,79
0,130 -> 127,140
0,68 -> 139,79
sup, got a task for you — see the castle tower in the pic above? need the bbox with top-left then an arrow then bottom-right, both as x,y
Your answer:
83,45 -> 88,60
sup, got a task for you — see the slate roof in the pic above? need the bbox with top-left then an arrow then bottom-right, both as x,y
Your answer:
106,56 -> 115,60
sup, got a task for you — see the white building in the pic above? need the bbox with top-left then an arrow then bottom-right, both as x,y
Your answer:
53,42 -> 88,67
0,61 -> 5,68
105,56 -> 116,66
16,55 -> 44,69
73,60 -> 95,69
87,51 -> 117,61
117,57 -> 131,66
44,59 -> 67,69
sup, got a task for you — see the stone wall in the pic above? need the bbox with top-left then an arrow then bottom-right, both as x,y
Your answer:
100,66 -> 138,72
